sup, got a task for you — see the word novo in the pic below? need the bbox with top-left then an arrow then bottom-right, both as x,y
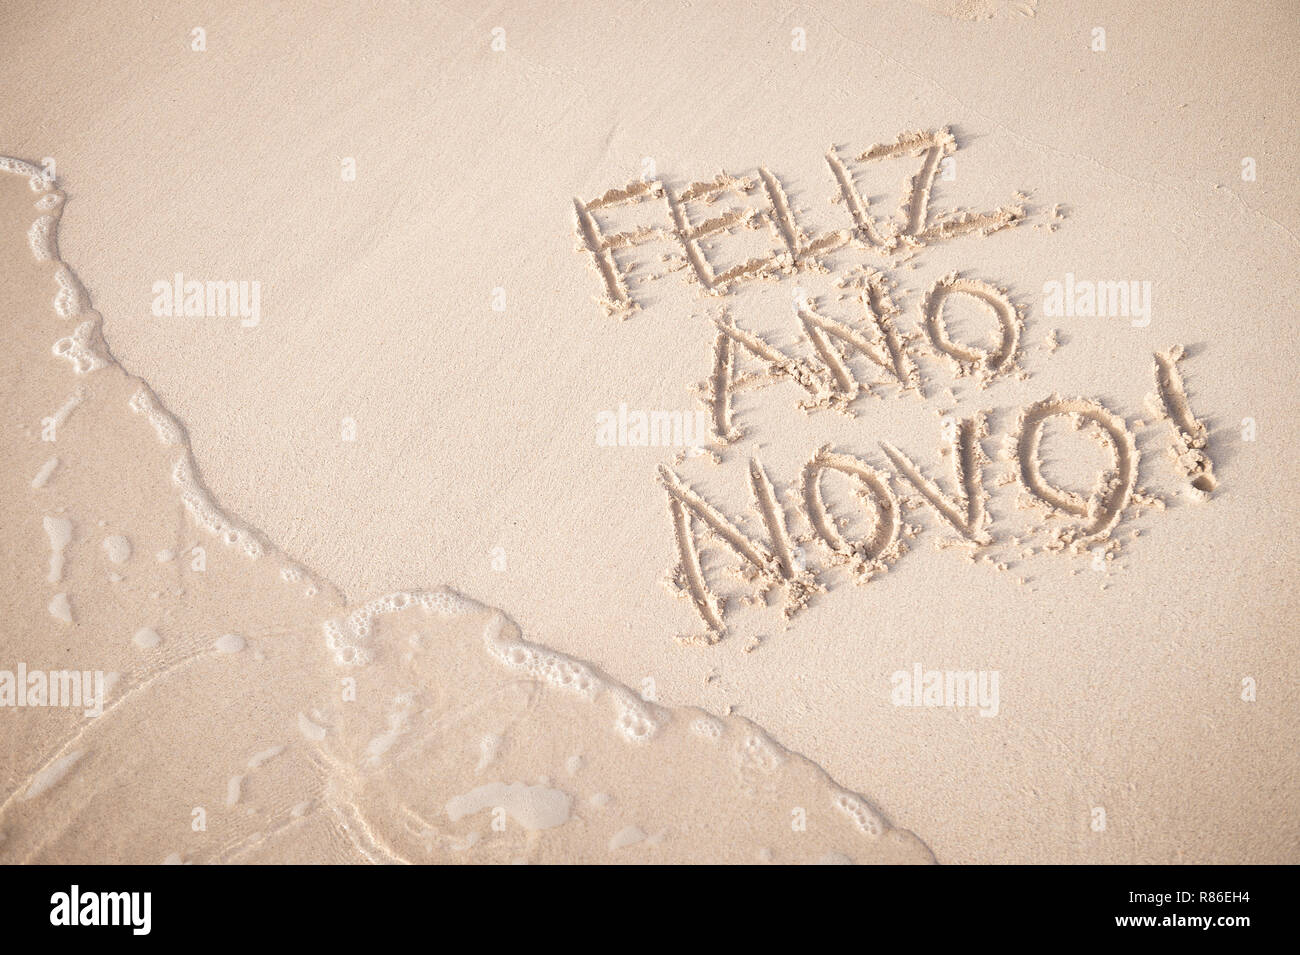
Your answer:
596,405 -> 711,447
574,127 -> 1023,316
891,664 -> 1000,717
0,664 -> 104,717
1042,273 -> 1152,327
660,347 -> 1213,642
49,885 -> 151,935
151,271 -> 261,327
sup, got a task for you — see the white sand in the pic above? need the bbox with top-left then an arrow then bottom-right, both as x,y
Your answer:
1,0 -> 1297,863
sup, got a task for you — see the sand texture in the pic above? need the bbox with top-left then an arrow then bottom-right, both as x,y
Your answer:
1,0 -> 1297,864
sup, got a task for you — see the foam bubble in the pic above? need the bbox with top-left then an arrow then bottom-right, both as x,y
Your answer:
246,745 -> 284,769
102,535 -> 131,564
297,712 -> 327,742
43,514 -> 72,583
20,750 -> 84,801
31,456 -> 58,489
445,781 -> 572,831
128,386 -> 185,446
0,157 -> 51,192
27,214 -> 56,260
172,457 -> 262,558
48,592 -> 73,624
52,319 -> 108,374
833,791 -> 884,838
608,825 -> 646,850
691,715 -> 724,739
323,588 -> 475,665
53,265 -> 87,317
214,633 -> 246,654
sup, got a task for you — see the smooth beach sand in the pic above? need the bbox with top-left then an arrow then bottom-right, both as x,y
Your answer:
1,0 -> 1297,863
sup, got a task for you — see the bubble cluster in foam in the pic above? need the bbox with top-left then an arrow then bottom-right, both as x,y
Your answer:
690,715 -> 724,740
323,589 -> 474,665
609,688 -> 660,743
482,614 -> 663,743
5,159 -> 273,590
52,319 -> 108,373
128,385 -> 185,446
330,600 -> 665,742
172,456 -> 262,558
31,456 -> 58,489
20,750 -> 84,802
482,612 -> 600,699
833,791 -> 884,838
27,215 -> 57,260
297,712 -> 327,742
214,633 -> 246,654
445,781 -> 572,831
0,156 -> 52,192
53,266 -> 86,317
101,534 -> 131,565
2,154 -> 919,861
48,592 -> 73,624
740,732 -> 784,773
43,514 -> 72,583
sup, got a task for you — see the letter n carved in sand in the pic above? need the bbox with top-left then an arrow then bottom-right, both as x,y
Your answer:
658,462 -> 821,644
881,412 -> 993,545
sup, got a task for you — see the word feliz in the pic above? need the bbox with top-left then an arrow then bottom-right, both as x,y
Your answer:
573,127 -> 1024,315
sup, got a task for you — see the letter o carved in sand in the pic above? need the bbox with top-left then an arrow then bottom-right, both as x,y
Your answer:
1013,396 -> 1138,540
920,272 -> 1021,379
801,446 -> 902,575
